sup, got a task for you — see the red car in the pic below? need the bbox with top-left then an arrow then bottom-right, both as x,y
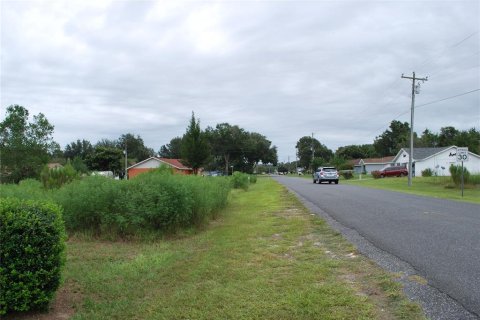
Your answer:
379,166 -> 408,178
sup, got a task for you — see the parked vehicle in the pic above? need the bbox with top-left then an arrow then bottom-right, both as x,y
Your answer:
313,167 -> 339,184
379,166 -> 408,178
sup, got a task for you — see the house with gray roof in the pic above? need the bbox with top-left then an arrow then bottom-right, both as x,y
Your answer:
392,146 -> 480,176
352,156 -> 395,174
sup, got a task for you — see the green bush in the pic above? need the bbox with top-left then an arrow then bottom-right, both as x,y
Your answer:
0,199 -> 66,315
54,176 -> 120,234
449,164 -> 470,185
0,179 -> 49,201
249,175 -> 257,184
40,163 -> 79,189
231,172 -> 249,190
421,168 -> 433,177
371,171 -> 382,179
469,174 -> 480,185
54,171 -> 231,237
341,171 -> 354,180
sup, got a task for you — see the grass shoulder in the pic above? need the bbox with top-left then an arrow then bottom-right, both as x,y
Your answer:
16,178 -> 425,319
342,176 -> 480,204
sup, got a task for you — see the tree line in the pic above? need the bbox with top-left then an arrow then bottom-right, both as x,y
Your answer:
161,113 -> 278,175
289,120 -> 479,172
0,106 -> 277,183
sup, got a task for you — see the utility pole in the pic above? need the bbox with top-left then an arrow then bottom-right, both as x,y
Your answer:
124,142 -> 128,180
311,133 -> 315,173
401,72 -> 428,186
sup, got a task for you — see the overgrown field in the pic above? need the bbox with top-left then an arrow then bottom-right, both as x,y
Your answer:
8,178 -> 424,319
0,169 -> 231,237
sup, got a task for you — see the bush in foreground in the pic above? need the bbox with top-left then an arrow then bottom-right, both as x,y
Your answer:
0,199 -> 66,315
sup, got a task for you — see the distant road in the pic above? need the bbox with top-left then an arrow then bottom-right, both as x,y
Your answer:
273,176 -> 480,319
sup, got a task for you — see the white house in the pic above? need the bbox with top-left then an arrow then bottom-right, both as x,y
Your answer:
392,146 -> 480,176
352,156 -> 395,174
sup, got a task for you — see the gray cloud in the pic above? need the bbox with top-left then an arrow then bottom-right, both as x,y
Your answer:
1,0 -> 479,162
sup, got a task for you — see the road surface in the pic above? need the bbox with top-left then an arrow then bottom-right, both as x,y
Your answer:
274,176 -> 480,319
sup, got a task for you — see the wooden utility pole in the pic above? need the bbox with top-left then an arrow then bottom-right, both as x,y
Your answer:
401,72 -> 428,186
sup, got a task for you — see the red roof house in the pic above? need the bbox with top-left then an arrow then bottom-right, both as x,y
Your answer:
127,157 -> 193,178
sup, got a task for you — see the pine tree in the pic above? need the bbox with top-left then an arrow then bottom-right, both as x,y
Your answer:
181,113 -> 210,174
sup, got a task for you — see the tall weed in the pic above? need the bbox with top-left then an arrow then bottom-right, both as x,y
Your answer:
54,176 -> 121,235
0,179 -> 50,201
54,171 -> 231,236
449,164 -> 470,185
231,172 -> 249,190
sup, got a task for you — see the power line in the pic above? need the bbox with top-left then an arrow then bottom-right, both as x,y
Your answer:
416,31 -> 479,74
416,88 -> 480,109
359,88 -> 480,143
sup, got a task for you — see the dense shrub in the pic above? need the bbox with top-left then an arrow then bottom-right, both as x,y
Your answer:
54,176 -> 121,234
421,168 -> 433,177
40,163 -> 79,189
249,175 -> 257,184
231,172 -> 249,190
422,168 -> 433,177
53,170 -> 231,236
371,171 -> 382,179
449,164 -> 470,185
469,174 -> 480,185
341,171 -> 354,180
0,179 -> 48,201
0,199 -> 66,315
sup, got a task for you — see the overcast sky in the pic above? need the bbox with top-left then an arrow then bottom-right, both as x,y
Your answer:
1,0 -> 479,162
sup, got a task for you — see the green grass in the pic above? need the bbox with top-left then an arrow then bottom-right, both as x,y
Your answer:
19,178 -> 424,319
343,176 -> 480,204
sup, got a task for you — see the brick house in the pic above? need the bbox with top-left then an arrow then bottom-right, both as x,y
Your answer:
127,157 -> 193,179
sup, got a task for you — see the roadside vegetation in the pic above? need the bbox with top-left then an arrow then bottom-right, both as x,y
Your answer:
0,168 -> 233,238
4,178 -> 424,319
342,174 -> 480,204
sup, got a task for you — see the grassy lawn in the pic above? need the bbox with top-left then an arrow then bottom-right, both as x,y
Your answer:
342,176 -> 480,204
14,178 -> 424,319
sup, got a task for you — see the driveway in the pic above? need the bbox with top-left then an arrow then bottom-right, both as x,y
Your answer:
274,176 -> 480,319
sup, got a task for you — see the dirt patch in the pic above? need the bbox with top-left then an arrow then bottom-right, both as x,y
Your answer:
3,280 -> 83,320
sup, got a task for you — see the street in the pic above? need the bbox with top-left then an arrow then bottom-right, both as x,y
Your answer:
274,176 -> 480,319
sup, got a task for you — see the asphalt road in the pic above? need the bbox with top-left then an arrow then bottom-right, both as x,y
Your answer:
273,176 -> 480,319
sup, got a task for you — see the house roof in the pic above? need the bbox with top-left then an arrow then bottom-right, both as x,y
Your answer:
127,157 -> 192,170
157,158 -> 191,170
400,147 -> 451,161
354,156 -> 395,166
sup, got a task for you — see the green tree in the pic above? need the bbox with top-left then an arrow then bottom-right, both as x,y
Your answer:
416,129 -> 439,148
438,126 -> 459,147
117,133 -> 154,162
181,113 -> 210,174
71,156 -> 89,174
95,138 -> 117,149
244,132 -> 278,172
64,139 -> 94,160
454,128 -> 480,155
335,144 -> 377,159
206,123 -> 248,175
159,137 -> 183,159
373,120 -> 410,156
86,146 -> 123,176
295,136 -> 333,171
0,105 -> 56,183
